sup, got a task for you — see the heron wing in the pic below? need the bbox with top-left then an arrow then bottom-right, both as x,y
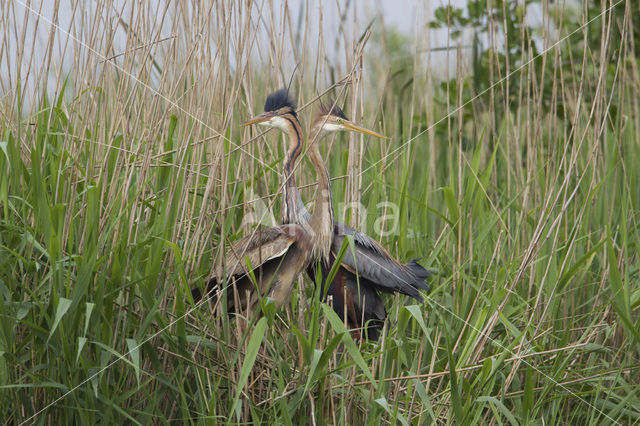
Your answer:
332,221 -> 430,300
213,227 -> 297,279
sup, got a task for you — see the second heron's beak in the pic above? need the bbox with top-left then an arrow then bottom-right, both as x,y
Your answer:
241,111 -> 275,127
341,120 -> 389,139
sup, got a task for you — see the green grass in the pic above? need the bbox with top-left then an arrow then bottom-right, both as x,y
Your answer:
1,1 -> 639,424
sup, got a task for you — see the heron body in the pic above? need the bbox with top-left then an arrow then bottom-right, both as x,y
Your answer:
192,90 -> 332,319
194,225 -> 311,316
282,102 -> 430,340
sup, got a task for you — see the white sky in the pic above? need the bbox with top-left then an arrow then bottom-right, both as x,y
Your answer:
2,0 -> 549,111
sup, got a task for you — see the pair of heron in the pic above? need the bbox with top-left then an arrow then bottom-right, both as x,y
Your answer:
193,89 -> 429,340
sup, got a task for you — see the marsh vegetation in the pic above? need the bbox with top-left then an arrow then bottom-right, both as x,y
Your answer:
1,1 -> 639,424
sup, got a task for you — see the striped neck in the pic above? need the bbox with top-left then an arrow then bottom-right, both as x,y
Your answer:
279,114 -> 334,262
280,112 -> 306,226
306,125 -> 334,262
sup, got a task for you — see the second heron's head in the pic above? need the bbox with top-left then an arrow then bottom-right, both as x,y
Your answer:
242,89 -> 298,131
312,101 -> 389,140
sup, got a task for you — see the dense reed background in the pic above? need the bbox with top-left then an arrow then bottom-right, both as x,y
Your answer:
1,0 -> 639,424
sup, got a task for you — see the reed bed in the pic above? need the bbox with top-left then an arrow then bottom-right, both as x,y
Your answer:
1,1 -> 638,424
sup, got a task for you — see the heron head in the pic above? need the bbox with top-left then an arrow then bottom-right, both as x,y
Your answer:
312,101 -> 389,139
242,89 -> 297,131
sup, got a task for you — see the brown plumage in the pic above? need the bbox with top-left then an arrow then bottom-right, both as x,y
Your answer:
192,89 -> 332,319
193,225 -> 311,316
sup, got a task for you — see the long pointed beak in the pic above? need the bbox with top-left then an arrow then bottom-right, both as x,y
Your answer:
241,112 -> 274,127
341,120 -> 389,139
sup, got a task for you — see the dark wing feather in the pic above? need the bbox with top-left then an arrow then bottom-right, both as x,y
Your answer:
406,258 -> 431,282
333,221 -> 430,299
345,274 -> 386,340
310,260 -> 386,341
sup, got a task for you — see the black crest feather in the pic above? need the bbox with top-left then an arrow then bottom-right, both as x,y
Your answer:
319,100 -> 348,120
264,89 -> 296,113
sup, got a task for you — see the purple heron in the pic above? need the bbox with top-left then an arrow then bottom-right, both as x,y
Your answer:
191,89 -> 326,318
284,101 -> 430,340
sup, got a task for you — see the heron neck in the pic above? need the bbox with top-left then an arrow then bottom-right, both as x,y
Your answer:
306,126 -> 334,262
281,114 -> 307,225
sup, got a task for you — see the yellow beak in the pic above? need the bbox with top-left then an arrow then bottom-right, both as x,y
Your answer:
341,120 -> 389,139
241,112 -> 275,127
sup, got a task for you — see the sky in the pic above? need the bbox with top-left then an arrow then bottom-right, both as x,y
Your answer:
1,0 -> 548,111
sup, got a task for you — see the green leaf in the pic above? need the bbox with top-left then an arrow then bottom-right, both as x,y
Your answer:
126,338 -> 141,385
48,297 -> 72,341
305,349 -> 323,390
84,302 -> 95,336
321,304 -> 375,383
229,317 -> 268,421
446,337 -> 464,423
607,237 -> 640,344
557,238 -> 604,290
441,186 -> 459,236
76,337 -> 88,364
403,305 -> 429,335
374,397 -> 409,426
322,235 -> 351,297
412,377 -> 436,421
0,141 -> 9,165
476,396 -> 519,426
308,333 -> 343,385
